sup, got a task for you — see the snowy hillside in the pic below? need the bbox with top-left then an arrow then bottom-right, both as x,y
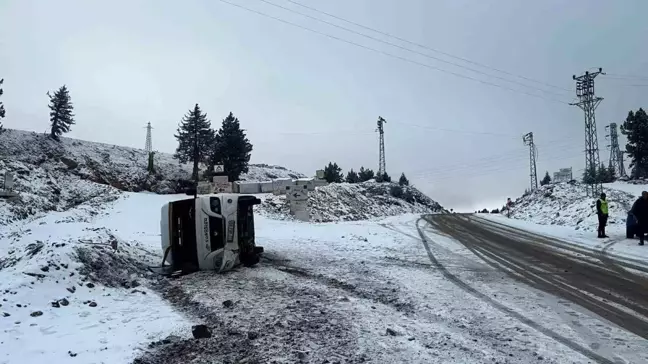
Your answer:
260,181 -> 445,222
504,181 -> 642,232
0,129 -> 304,224
242,163 -> 305,181
0,129 -> 305,193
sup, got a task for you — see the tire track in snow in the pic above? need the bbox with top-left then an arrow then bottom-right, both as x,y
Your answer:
415,216 -> 616,364
472,216 -> 648,274
454,218 -> 648,322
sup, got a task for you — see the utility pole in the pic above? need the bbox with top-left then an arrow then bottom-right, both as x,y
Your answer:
144,122 -> 154,173
377,116 -> 387,178
523,132 -> 538,191
571,68 -> 605,197
605,122 -> 626,178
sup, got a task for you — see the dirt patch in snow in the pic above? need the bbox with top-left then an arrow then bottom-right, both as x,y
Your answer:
270,262 -> 416,315
74,230 -> 158,288
136,271 -> 364,364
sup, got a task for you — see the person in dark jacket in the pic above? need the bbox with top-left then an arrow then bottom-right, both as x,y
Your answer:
630,191 -> 648,246
596,193 -> 609,238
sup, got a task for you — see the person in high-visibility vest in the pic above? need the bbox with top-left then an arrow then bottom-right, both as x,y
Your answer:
596,192 -> 609,238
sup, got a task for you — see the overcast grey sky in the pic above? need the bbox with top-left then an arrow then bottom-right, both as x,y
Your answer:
1,0 -> 647,211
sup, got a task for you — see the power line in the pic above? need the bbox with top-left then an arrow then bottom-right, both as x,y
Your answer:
283,0 -> 573,93
409,143 -> 584,178
600,78 -> 648,87
606,73 -> 648,81
256,0 -> 570,98
216,0 -> 571,105
389,121 -> 520,138
411,152 -> 584,183
272,129 -> 373,135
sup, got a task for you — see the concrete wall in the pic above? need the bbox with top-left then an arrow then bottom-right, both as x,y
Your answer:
197,182 -> 213,195
236,181 -> 261,194
295,178 -> 316,191
260,181 -> 274,193
313,179 -> 328,188
230,178 -> 326,195
271,178 -> 295,195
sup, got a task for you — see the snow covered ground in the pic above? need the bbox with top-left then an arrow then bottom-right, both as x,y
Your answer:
260,181 -> 445,222
0,192 -> 192,364
3,190 -> 646,363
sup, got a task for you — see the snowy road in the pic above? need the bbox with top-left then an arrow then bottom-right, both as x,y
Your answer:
422,213 -> 648,364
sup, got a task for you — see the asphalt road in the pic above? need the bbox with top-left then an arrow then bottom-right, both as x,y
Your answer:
422,214 -> 648,342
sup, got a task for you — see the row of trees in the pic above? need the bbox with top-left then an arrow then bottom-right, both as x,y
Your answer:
174,104 -> 253,182
322,162 -> 410,186
582,164 -> 617,184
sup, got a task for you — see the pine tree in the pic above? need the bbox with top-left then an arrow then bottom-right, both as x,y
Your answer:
210,112 -> 253,182
376,172 -> 391,183
608,165 -> 617,182
582,166 -> 597,184
323,162 -> 343,183
147,152 -> 155,174
48,85 -> 74,141
540,171 -> 551,186
597,164 -> 616,183
358,167 -> 375,182
0,78 -> 5,134
398,173 -> 409,186
345,169 -> 360,183
621,108 -> 648,179
174,104 -> 215,180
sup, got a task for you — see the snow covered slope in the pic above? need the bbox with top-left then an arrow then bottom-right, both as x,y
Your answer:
0,129 -> 304,224
0,129 -> 305,193
260,181 -> 445,222
504,182 -> 641,232
0,158 -> 122,226
241,163 -> 305,181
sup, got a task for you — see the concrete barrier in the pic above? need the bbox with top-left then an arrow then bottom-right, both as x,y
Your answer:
272,178 -> 295,195
260,181 -> 274,193
295,178 -> 316,191
236,181 -> 261,194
